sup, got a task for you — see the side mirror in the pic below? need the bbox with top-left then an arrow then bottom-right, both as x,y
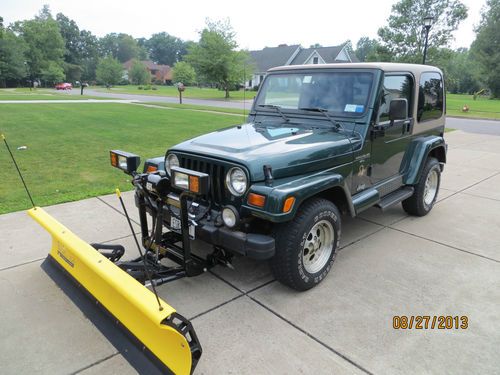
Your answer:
389,98 -> 408,121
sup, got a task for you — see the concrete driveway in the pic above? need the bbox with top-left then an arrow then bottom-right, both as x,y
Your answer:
1,130 -> 499,374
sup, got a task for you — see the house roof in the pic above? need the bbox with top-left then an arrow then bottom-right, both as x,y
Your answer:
122,59 -> 171,73
249,44 -> 300,72
290,45 -> 345,65
249,44 -> 358,73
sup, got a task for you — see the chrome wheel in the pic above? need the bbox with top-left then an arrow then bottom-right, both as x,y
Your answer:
423,168 -> 439,206
302,220 -> 335,274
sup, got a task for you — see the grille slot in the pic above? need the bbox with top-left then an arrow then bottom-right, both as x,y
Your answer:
179,156 -> 227,207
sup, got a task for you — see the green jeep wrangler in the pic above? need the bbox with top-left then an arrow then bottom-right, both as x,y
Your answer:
110,62 -> 446,292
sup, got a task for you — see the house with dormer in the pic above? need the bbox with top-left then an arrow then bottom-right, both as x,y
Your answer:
246,43 -> 356,89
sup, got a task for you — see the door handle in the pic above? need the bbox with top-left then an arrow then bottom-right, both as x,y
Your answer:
403,119 -> 413,134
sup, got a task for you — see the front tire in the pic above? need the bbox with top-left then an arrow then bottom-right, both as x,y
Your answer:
402,157 -> 441,216
271,198 -> 341,291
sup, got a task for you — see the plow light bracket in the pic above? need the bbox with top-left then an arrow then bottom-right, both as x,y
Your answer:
110,150 -> 141,174
171,167 -> 209,195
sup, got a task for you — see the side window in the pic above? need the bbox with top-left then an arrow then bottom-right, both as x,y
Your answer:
417,72 -> 443,122
378,75 -> 413,122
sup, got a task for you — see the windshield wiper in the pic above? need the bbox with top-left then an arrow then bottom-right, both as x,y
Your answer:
299,107 -> 344,131
258,104 -> 290,123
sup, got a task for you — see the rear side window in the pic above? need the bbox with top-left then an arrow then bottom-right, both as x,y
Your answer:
378,75 -> 413,122
417,72 -> 444,122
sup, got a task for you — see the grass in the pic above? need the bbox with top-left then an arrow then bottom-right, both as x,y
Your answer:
0,88 -> 109,101
0,103 -> 239,214
96,85 -> 257,101
447,93 -> 500,120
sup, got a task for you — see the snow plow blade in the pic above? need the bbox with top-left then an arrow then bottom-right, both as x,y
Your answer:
28,207 -> 201,375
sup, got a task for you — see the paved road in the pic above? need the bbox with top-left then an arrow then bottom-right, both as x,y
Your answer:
446,116 -> 500,136
74,88 -> 254,110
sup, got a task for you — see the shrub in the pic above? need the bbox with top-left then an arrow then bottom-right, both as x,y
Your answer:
138,86 -> 143,90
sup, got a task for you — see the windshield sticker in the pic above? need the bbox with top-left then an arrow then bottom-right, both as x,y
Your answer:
303,76 -> 312,83
267,128 -> 299,137
344,104 -> 364,113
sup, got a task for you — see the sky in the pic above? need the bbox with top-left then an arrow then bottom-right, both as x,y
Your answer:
1,0 -> 487,50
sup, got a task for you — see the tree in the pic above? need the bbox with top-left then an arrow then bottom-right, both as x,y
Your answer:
128,60 -> 150,85
172,61 -> 196,85
56,13 -> 86,82
377,0 -> 468,63
95,56 -> 123,86
14,6 -> 65,86
116,34 -> 140,62
79,30 -> 99,82
438,48 -> 481,94
99,33 -> 139,62
471,0 -> 500,97
355,37 -> 380,62
186,19 -> 252,98
136,37 -> 149,60
147,32 -> 185,65
56,13 -> 81,65
0,30 -> 27,86
40,61 -> 65,85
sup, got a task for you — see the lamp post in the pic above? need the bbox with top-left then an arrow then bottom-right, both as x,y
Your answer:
422,16 -> 434,65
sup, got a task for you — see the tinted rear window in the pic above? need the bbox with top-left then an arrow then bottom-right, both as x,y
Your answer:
417,72 -> 444,122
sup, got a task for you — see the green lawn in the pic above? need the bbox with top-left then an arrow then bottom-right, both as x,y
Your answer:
0,88 -> 108,101
0,103 -> 238,214
96,85 -> 257,101
447,93 -> 500,120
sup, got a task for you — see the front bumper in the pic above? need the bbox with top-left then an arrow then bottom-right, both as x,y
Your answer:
135,192 -> 275,260
195,221 -> 275,260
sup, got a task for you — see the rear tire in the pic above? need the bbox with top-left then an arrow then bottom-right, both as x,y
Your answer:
402,157 -> 441,216
270,198 -> 341,291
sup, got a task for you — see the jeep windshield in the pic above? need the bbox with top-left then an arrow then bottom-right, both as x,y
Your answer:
255,71 -> 374,117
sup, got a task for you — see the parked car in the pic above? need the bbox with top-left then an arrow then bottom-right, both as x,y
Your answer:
55,83 -> 72,90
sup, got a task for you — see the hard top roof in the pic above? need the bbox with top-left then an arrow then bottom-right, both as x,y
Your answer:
268,62 -> 443,75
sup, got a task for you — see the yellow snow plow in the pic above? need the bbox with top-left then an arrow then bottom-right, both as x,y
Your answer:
28,206 -> 201,375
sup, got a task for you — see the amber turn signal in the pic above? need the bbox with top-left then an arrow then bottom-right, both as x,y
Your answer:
283,196 -> 295,213
248,193 -> 266,208
189,175 -> 200,193
110,152 -> 118,168
146,165 -> 158,173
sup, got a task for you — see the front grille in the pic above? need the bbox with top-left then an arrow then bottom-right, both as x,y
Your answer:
179,155 -> 227,207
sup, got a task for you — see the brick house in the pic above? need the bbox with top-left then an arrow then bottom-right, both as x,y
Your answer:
123,60 -> 173,84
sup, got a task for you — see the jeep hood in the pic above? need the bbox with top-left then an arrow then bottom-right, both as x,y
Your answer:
171,122 -> 359,181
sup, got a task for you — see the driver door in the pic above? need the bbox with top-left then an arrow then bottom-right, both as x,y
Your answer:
370,74 -> 414,184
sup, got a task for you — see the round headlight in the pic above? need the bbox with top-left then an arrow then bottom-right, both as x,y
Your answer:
165,154 -> 179,175
225,167 -> 248,196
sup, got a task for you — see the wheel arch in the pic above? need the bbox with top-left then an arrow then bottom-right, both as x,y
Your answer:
245,173 -> 354,222
428,145 -> 446,165
403,136 -> 447,185
316,185 -> 354,217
